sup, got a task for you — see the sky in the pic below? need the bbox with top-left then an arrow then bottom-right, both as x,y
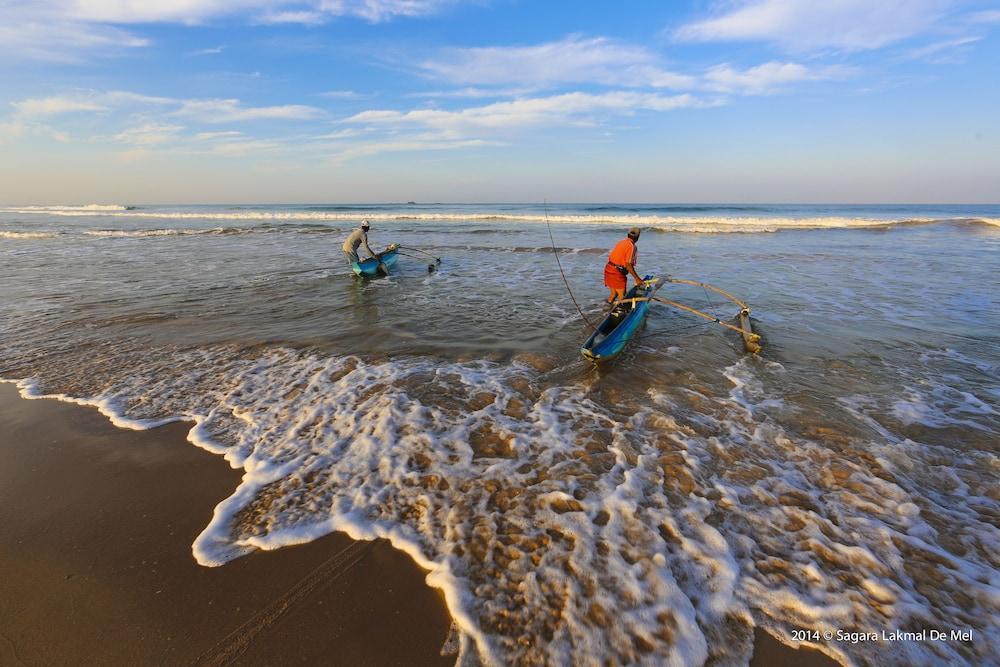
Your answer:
1,0 -> 999,204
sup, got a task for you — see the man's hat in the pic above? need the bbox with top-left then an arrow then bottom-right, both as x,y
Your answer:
628,226 -> 641,237
361,220 -> 370,229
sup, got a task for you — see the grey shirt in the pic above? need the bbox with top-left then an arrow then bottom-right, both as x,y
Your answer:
342,228 -> 374,256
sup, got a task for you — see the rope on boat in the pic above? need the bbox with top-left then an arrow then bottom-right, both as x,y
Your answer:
545,202 -> 596,331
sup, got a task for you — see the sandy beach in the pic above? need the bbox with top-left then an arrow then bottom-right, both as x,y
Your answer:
0,383 -> 455,666
0,382 -> 844,666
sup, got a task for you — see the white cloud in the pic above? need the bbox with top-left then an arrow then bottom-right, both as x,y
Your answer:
11,96 -> 109,116
316,128 -> 368,139
190,45 -> 225,55
194,131 -> 245,140
112,123 -> 185,145
207,138 -> 282,155
10,0 -> 450,25
255,10 -> 327,25
345,91 -> 705,137
420,35 -> 695,89
409,87 -> 538,99
0,12 -> 148,62
9,91 -> 323,124
971,9 -> 1000,24
704,61 -> 848,94
674,0 -> 951,52
902,35 -> 982,62
0,0 -> 452,62
176,98 -> 324,122
326,137 -> 496,164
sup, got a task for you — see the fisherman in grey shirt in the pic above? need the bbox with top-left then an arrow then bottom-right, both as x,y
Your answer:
342,220 -> 376,266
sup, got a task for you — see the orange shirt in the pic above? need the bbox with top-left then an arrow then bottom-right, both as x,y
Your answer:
608,238 -> 636,267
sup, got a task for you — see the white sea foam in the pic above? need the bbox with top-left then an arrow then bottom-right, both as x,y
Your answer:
3,204 -> 130,212
5,378 -> 182,430
0,230 -> 58,239
3,343 -> 996,666
0,205 -> 971,233
83,227 -> 249,237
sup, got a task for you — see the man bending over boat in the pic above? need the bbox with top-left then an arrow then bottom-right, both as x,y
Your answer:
604,227 -> 643,304
342,220 -> 376,266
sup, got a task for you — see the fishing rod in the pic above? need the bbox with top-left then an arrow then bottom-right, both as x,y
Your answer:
545,201 -> 596,331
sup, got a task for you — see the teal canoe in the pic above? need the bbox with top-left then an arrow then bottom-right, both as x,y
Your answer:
581,275 -> 663,362
352,243 -> 399,277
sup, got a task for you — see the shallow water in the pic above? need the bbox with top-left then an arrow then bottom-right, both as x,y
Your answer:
1,204 -> 998,665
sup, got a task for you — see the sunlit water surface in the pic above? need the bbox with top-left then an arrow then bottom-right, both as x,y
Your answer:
1,204 -> 998,665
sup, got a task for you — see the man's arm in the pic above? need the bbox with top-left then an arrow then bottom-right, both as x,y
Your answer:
628,264 -> 643,285
362,234 -> 376,257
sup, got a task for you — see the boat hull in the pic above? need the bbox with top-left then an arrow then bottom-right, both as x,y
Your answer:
581,275 -> 661,363
352,246 -> 399,277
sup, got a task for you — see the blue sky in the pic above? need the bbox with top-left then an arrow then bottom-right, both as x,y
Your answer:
1,0 -> 998,203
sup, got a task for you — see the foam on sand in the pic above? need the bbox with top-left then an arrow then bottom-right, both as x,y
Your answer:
2,342 -> 996,665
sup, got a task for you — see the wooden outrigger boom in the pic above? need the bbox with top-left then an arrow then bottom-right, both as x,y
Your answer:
603,277 -> 762,355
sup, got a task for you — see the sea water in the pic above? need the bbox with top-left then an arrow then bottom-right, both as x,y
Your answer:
1,203 -> 998,665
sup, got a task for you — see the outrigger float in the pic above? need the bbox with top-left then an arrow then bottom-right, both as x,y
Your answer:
580,275 -> 762,363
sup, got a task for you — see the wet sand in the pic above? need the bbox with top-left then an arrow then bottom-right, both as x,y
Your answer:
0,383 -> 837,666
0,383 -> 454,666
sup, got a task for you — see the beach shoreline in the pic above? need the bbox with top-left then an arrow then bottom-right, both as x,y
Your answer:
0,383 -> 455,666
0,382 -> 842,666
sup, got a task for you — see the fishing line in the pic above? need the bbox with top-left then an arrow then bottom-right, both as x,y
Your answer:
698,282 -> 728,342
398,245 -> 442,263
545,201 -> 596,331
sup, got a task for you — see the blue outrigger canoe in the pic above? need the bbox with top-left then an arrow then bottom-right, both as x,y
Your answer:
581,275 -> 663,362
352,243 -> 399,278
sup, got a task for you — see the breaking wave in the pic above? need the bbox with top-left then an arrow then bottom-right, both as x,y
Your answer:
4,204 -> 1000,234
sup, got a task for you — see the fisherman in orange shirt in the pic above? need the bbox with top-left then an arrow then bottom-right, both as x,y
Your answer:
604,227 -> 643,304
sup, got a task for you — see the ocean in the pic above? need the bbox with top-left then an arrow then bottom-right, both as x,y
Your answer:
1,203 -> 998,665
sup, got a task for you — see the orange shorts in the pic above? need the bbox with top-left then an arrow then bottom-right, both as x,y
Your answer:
604,262 -> 627,290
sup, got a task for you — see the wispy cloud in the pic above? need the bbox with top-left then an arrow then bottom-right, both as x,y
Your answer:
325,137 -> 497,164
415,35 -> 849,97
112,123 -> 185,145
704,62 -> 850,94
902,35 -> 982,63
674,0 -> 952,52
44,0 -> 451,24
175,99 -> 324,122
970,9 -> 1000,24
420,35 -> 695,89
190,45 -> 225,56
319,90 -> 364,99
0,9 -> 149,63
408,87 -> 539,99
11,97 -> 109,116
0,0 -> 454,62
10,90 -> 323,123
345,91 -> 706,137
255,10 -> 327,26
